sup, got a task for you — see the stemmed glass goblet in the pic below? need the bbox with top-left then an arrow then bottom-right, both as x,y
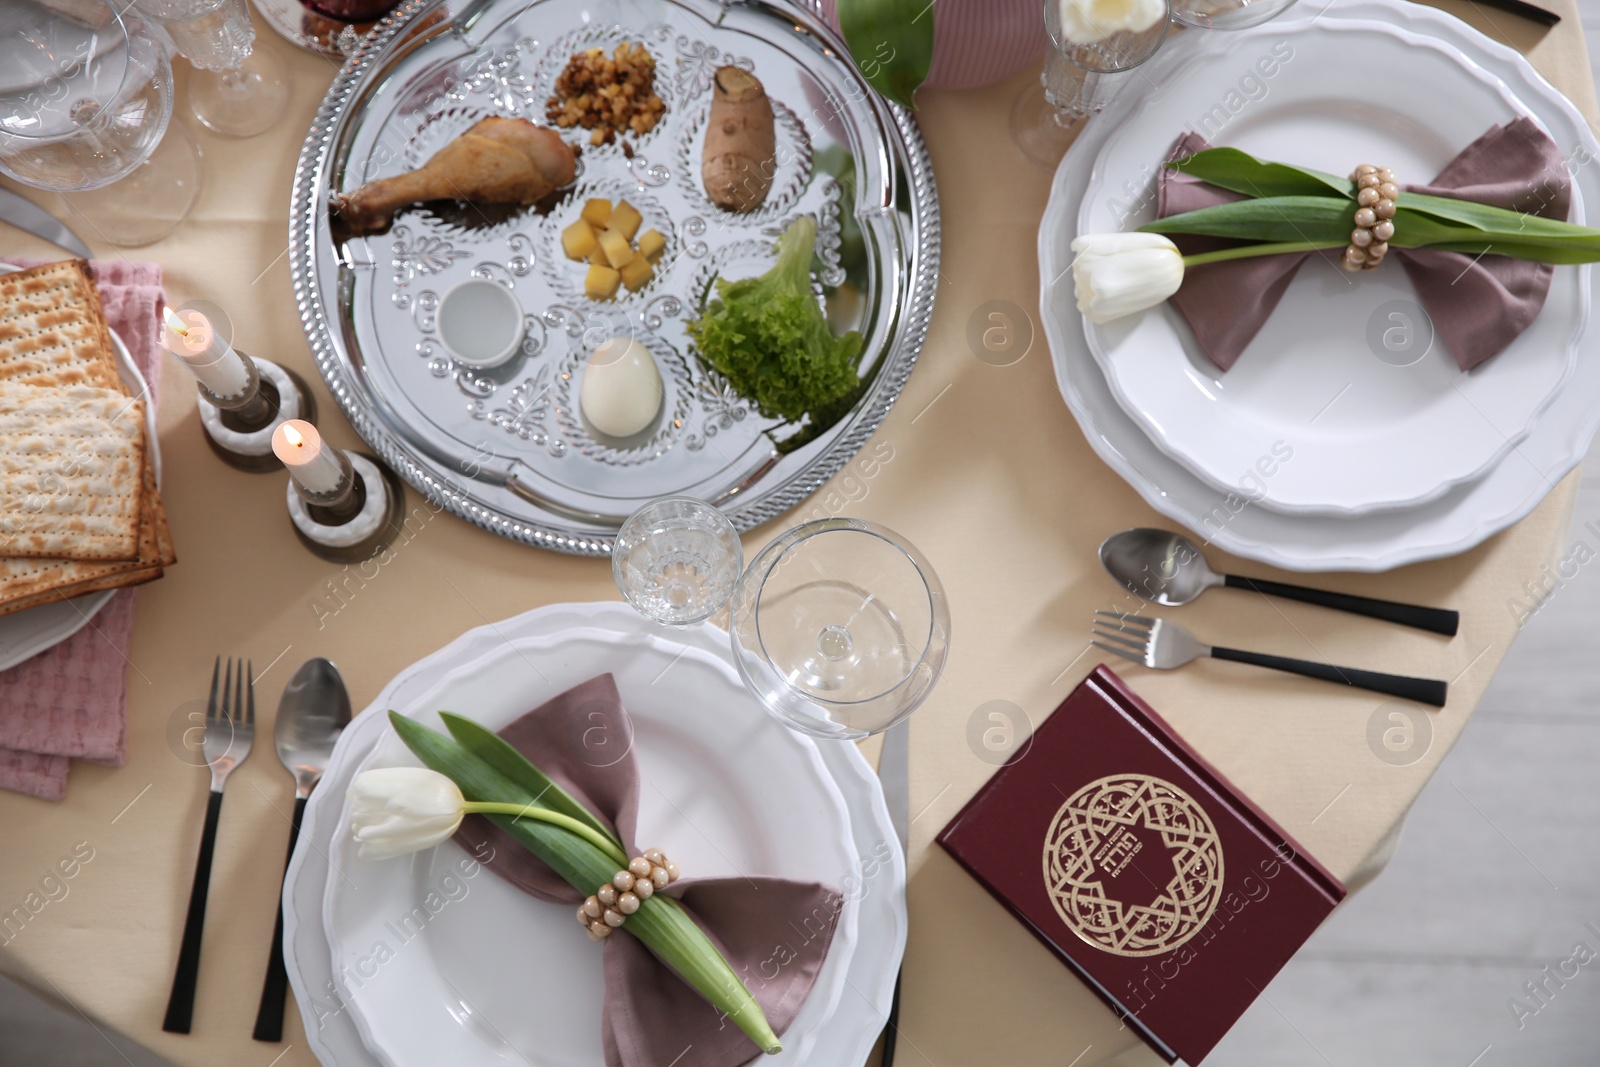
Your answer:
729,518 -> 950,740
133,0 -> 290,138
0,0 -> 202,246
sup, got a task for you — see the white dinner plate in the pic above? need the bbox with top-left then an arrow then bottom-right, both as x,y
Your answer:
327,629 -> 860,1067
1080,19 -> 1587,516
0,262 -> 162,669
1039,0 -> 1600,571
283,603 -> 905,1067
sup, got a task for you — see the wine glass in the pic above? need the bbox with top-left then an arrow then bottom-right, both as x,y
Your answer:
0,0 -> 202,246
613,497 -> 744,626
729,518 -> 950,740
132,0 -> 290,138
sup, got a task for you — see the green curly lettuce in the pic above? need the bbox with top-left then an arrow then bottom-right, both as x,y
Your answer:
686,216 -> 865,426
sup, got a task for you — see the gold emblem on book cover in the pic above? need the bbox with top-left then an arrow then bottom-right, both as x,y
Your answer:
1042,774 -> 1224,957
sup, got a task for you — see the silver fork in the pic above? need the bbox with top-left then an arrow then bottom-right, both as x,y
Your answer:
163,658 -> 254,1034
1092,611 -> 1448,707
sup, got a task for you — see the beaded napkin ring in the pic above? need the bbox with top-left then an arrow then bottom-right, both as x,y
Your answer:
576,849 -> 682,941
1343,164 -> 1399,272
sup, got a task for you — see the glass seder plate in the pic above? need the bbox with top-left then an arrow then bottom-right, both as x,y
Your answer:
289,0 -> 938,555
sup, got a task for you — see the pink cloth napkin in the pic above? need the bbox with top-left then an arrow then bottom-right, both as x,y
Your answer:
1157,118 -> 1570,372
0,258 -> 164,801
453,675 -> 845,1067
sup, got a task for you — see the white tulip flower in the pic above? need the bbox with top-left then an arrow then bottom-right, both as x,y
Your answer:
1070,232 -> 1185,324
1059,0 -> 1167,45
349,767 -> 466,860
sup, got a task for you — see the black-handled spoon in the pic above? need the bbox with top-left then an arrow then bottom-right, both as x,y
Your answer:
1099,528 -> 1459,635
253,658 -> 351,1042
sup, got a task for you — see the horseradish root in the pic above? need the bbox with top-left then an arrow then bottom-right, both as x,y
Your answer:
701,66 -> 776,213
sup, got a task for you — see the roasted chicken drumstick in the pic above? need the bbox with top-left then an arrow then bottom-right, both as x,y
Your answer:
332,117 -> 578,235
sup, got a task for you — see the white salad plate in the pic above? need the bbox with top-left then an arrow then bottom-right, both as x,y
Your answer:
1040,0 -> 1600,571
0,263 -> 162,670
283,602 -> 905,1067
1079,19 -> 1587,516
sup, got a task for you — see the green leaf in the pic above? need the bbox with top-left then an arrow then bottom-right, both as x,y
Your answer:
1169,147 -> 1352,200
686,216 -> 864,425
837,0 -> 934,110
1422,239 -> 1600,264
1398,191 -> 1600,241
439,711 -> 624,854
1137,196 -> 1557,253
1140,196 -> 1355,244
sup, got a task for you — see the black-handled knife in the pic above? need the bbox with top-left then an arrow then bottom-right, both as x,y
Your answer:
877,719 -> 910,1065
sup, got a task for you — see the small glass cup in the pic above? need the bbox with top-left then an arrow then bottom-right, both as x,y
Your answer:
1011,0 -> 1171,169
1044,0 -> 1172,124
729,518 -> 950,740
613,497 -> 743,626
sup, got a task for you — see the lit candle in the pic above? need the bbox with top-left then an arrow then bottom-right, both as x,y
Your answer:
272,420 -> 346,495
162,305 -> 251,398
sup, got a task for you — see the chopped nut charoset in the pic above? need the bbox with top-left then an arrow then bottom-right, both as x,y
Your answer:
545,43 -> 667,147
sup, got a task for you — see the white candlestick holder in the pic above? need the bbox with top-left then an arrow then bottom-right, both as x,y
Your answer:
285,449 -> 408,563
197,353 -> 319,472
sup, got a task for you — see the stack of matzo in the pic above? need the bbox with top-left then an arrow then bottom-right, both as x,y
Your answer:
0,261 -> 174,616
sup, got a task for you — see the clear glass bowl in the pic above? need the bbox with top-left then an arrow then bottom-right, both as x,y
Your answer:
612,496 -> 743,626
730,518 -> 950,739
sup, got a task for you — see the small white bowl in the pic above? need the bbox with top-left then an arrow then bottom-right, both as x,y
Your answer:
437,279 -> 525,368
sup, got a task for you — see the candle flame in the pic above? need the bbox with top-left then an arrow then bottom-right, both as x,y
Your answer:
283,423 -> 305,448
162,306 -> 189,336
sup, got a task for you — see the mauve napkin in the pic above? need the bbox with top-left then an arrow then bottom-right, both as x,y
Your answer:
0,259 -> 164,801
1156,118 -> 1570,372
454,675 -> 845,1067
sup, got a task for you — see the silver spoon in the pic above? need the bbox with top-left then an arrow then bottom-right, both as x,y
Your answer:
253,658 -> 352,1042
1099,528 -> 1459,636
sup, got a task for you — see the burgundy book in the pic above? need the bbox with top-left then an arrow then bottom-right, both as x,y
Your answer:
937,665 -> 1345,1064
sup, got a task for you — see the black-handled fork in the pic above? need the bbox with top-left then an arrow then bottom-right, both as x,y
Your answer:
163,658 -> 254,1034
1092,612 -> 1448,707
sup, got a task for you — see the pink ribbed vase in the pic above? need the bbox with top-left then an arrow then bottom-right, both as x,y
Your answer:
818,0 -> 1047,91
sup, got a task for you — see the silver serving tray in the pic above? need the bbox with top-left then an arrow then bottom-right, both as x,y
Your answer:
290,0 -> 939,555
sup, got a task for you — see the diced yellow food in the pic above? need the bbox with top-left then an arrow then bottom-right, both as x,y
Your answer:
581,198 -> 613,229
636,228 -> 666,263
608,199 -> 643,241
585,263 -> 621,301
561,219 -> 598,261
598,228 -> 635,269
588,243 -> 608,265
619,255 -> 654,292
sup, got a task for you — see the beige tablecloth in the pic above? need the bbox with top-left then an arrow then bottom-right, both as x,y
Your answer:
0,2 -> 1592,1064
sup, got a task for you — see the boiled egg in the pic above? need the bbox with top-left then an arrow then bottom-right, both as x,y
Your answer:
580,338 -> 662,438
